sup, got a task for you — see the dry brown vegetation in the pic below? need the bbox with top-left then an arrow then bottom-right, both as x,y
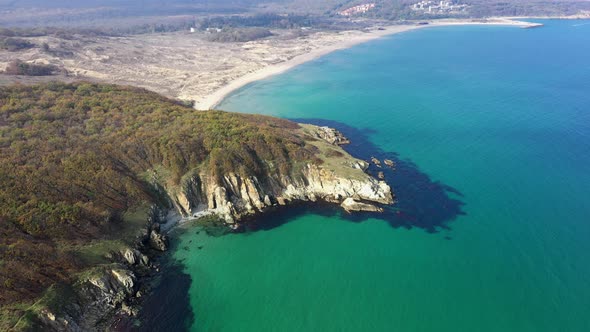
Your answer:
0,82 -> 319,313
2,60 -> 58,76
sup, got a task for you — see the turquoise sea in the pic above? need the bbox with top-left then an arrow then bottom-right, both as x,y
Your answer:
141,20 -> 590,331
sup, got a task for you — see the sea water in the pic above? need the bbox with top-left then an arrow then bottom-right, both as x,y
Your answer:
144,20 -> 590,331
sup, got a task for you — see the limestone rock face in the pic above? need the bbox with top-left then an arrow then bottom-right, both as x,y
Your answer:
111,269 -> 136,293
341,197 -> 383,212
149,229 -> 168,251
37,264 -> 138,332
31,125 -> 395,331
123,249 -> 137,265
313,126 -> 351,145
33,209 -> 165,331
165,125 -> 394,223
121,248 -> 150,266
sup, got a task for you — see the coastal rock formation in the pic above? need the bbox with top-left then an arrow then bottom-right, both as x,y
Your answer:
166,125 -> 394,223
35,265 -> 138,332
371,157 -> 382,167
1,85 -> 393,332
313,126 -> 351,145
31,126 -> 394,330
121,248 -> 149,266
384,159 -> 395,168
149,229 -> 168,251
341,197 -> 383,213
30,212 -> 165,332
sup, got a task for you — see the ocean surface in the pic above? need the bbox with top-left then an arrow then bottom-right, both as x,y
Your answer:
141,20 -> 590,331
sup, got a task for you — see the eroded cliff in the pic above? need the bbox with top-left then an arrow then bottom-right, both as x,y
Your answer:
165,124 -> 394,224
1,83 -> 393,331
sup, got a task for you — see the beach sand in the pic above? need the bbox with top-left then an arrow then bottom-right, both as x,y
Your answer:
197,18 -> 541,110
0,18 -> 539,110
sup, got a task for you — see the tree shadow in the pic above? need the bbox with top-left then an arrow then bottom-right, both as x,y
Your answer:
251,118 -> 466,234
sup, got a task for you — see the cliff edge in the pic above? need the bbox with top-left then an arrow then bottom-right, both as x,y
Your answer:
167,124 -> 393,225
0,83 -> 393,331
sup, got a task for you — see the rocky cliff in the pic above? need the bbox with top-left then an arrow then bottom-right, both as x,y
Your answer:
167,124 -> 394,224
21,209 -> 168,332
26,125 -> 393,332
1,84 -> 394,332
22,125 -> 393,332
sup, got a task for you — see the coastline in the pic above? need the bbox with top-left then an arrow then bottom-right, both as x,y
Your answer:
197,17 -> 541,110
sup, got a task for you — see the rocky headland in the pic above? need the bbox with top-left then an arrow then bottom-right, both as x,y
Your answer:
27,125 -> 393,331
0,83 -> 393,331
168,125 -> 392,225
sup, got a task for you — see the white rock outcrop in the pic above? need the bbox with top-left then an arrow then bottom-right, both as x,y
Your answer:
165,126 -> 394,223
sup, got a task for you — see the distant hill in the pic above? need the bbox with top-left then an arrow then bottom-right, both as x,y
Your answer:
1,0 -> 588,26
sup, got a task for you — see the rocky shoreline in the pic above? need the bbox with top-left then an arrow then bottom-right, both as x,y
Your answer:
167,125 -> 393,226
31,125 -> 394,331
32,206 -> 169,331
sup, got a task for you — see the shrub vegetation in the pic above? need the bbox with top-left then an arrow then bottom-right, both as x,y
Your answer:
0,82 -> 317,315
3,60 -> 57,76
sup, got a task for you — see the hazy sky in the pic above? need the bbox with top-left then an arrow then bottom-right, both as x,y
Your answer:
0,1 -> 234,9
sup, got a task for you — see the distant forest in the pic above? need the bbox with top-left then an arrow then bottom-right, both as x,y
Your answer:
1,0 -> 589,28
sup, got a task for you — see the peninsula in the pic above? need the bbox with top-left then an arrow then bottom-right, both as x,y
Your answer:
0,0 -> 584,328
0,83 -> 392,330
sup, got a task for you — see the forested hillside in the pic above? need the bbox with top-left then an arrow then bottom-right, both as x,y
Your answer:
0,83 -> 317,318
1,0 -> 588,29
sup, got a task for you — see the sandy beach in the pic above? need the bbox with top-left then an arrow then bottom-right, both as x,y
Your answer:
198,17 -> 541,110
196,24 -> 423,110
0,18 -> 539,110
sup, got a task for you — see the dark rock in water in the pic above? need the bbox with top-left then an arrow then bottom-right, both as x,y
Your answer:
378,171 -> 385,180
371,157 -> 382,167
140,254 -> 150,266
384,159 -> 395,168
121,302 -> 139,317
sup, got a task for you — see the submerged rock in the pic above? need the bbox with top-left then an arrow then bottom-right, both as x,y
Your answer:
371,157 -> 382,167
384,159 -> 395,168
